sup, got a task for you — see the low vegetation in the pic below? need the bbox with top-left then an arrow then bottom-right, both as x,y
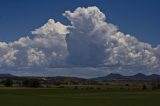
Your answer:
0,88 -> 160,106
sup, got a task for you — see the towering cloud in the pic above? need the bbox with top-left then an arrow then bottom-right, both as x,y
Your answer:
0,6 -> 159,75
64,6 -> 159,71
64,7 -> 118,66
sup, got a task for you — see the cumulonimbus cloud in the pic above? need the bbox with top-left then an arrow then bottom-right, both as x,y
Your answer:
0,6 -> 159,74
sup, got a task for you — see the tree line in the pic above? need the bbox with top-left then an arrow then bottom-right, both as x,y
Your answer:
1,78 -> 160,90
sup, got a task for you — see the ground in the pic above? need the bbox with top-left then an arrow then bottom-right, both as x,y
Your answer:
0,88 -> 160,106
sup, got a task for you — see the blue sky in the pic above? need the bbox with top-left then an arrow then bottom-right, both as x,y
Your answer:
0,0 -> 160,46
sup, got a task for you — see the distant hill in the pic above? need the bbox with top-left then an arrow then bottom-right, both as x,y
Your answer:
0,74 -> 16,78
92,73 -> 160,81
93,73 -> 123,80
0,73 -> 160,81
128,73 -> 148,80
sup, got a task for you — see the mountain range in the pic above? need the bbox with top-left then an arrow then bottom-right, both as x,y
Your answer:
0,73 -> 160,81
92,73 -> 160,81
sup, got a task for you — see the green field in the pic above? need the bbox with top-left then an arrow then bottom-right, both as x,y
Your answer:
0,88 -> 160,106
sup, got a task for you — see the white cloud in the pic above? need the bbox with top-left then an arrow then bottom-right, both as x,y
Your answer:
0,49 -> 18,67
0,19 -> 68,67
32,19 -> 68,35
27,48 -> 47,66
0,6 -> 159,75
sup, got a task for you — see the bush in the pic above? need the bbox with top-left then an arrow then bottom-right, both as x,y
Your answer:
74,86 -> 78,89
125,84 -> 129,86
96,87 -> 101,90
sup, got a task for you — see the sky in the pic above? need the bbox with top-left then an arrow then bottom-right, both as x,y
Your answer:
0,0 -> 160,46
0,0 -> 160,77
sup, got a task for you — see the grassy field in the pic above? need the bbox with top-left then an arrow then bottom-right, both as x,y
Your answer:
0,88 -> 160,106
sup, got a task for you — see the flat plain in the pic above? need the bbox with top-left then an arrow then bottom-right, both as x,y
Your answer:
0,88 -> 160,106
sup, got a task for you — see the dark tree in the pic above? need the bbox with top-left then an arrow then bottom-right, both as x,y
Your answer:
3,79 -> 13,87
142,84 -> 147,90
23,79 -> 41,88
